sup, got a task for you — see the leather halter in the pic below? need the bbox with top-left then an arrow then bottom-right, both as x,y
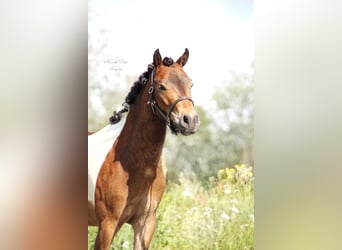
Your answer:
147,69 -> 194,130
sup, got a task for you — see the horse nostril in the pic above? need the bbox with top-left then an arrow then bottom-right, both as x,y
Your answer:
183,115 -> 190,125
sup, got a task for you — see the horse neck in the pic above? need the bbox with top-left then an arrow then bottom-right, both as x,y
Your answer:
117,87 -> 167,165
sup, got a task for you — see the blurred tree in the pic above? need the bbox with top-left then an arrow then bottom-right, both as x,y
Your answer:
88,28 -> 131,131
164,106 -> 213,181
210,72 -> 254,170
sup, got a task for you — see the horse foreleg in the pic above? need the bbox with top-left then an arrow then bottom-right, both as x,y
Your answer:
132,213 -> 157,250
94,218 -> 119,250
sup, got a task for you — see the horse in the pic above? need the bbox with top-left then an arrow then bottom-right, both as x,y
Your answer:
88,48 -> 200,250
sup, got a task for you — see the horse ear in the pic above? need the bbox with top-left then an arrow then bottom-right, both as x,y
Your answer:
176,48 -> 189,67
153,49 -> 162,67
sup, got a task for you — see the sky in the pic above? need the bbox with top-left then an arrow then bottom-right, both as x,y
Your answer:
89,0 -> 254,106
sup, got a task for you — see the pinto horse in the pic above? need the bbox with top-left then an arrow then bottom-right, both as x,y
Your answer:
88,49 -> 199,250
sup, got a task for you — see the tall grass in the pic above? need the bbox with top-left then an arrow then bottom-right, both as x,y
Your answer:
88,165 -> 254,250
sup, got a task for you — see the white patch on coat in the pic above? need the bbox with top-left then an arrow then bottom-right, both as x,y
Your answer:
88,116 -> 126,206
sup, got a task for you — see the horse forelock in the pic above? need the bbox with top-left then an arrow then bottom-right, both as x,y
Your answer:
162,57 -> 174,67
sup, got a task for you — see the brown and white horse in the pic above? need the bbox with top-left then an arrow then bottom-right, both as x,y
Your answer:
88,49 -> 199,250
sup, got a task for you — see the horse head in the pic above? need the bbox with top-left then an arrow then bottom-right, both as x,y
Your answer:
149,48 -> 200,136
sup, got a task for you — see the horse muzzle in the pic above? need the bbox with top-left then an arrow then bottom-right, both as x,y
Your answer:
170,113 -> 200,136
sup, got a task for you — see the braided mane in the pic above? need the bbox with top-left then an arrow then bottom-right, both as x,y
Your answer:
109,57 -> 174,124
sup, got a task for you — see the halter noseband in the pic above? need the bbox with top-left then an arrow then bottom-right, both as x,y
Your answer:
147,68 -> 194,132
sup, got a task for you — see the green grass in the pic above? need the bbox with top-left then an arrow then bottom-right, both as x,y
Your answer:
88,166 -> 254,250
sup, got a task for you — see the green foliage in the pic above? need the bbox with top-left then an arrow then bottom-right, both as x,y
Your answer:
164,105 -> 214,180
210,73 -> 254,173
88,167 -> 254,249
217,164 -> 254,186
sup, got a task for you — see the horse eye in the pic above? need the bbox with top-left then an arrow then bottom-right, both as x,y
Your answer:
158,84 -> 166,91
